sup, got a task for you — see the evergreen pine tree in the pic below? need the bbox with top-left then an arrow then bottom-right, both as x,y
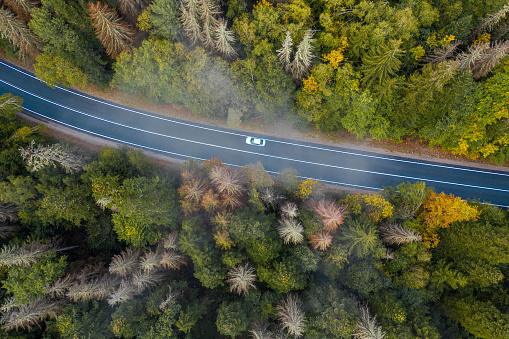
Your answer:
361,40 -> 404,88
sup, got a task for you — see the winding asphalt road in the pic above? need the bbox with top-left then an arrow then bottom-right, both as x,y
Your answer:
1,59 -> 508,207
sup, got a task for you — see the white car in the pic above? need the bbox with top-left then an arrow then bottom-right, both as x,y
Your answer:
245,136 -> 266,146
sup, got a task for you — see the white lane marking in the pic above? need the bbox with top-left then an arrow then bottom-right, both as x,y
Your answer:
22,107 -> 509,208
1,60 -> 508,178
25,106 -> 509,209
23,107 -> 385,192
6,80 -> 507,195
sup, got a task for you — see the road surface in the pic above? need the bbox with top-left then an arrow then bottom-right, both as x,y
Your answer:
1,59 -> 508,207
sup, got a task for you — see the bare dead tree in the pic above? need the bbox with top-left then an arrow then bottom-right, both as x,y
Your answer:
379,223 -> 422,245
88,1 -> 135,58
277,31 -> 293,73
132,269 -> 165,292
160,250 -> 187,270
249,321 -> 274,339
0,224 -> 20,239
423,40 -> 462,64
226,263 -> 257,295
214,18 -> 236,58
472,40 -> 509,78
0,6 -> 41,61
0,203 -> 18,223
308,231 -> 333,251
0,240 -> 52,268
109,247 -> 141,277
19,140 -> 88,173
2,298 -> 63,331
290,30 -> 315,80
66,276 -> 117,302
199,0 -> 220,49
139,250 -> 161,272
312,200 -> 349,233
472,4 -> 509,36
280,201 -> 298,219
159,285 -> 181,310
353,304 -> 385,339
107,279 -> 139,306
457,42 -> 490,69
45,275 -> 74,299
160,231 -> 180,251
277,218 -> 304,245
116,0 -> 145,23
277,294 -> 305,338
210,166 -> 245,197
180,0 -> 202,45
2,0 -> 39,21
260,187 -> 283,209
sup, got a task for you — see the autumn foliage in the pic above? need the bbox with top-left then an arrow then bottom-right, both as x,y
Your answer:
418,192 -> 480,248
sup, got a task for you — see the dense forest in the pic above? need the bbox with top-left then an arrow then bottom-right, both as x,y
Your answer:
0,93 -> 509,338
1,0 -> 509,338
1,0 -> 509,164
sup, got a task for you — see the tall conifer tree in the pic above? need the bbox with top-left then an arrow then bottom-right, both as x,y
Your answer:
88,1 -> 135,58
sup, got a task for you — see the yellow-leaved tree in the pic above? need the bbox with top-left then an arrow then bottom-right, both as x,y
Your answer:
418,192 -> 480,248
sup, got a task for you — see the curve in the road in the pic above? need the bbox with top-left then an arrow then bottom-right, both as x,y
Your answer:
1,59 -> 508,207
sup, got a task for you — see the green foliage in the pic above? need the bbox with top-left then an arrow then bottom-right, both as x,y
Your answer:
437,220 -> 509,266
216,301 -> 249,338
276,168 -> 300,197
51,301 -> 111,339
2,251 -> 67,304
194,264 -> 226,289
319,239 -> 350,280
298,208 -> 322,236
29,0 -> 111,85
35,53 -> 89,88
339,218 -> 383,259
370,290 -> 407,324
0,93 -> 23,119
341,259 -> 389,297
36,177 -> 99,229
257,257 -> 307,293
288,244 -> 321,273
428,259 -> 468,295
229,206 -> 281,264
383,181 -> 430,220
110,298 -> 151,338
179,217 -> 225,288
83,146 -> 154,182
304,283 -> 357,338
232,51 -> 295,123
142,304 -> 180,339
0,175 -> 37,206
179,217 -> 215,267
444,296 -> 509,339
175,302 -> 207,334
93,176 -> 178,247
361,41 -> 405,89
148,0 -> 181,41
